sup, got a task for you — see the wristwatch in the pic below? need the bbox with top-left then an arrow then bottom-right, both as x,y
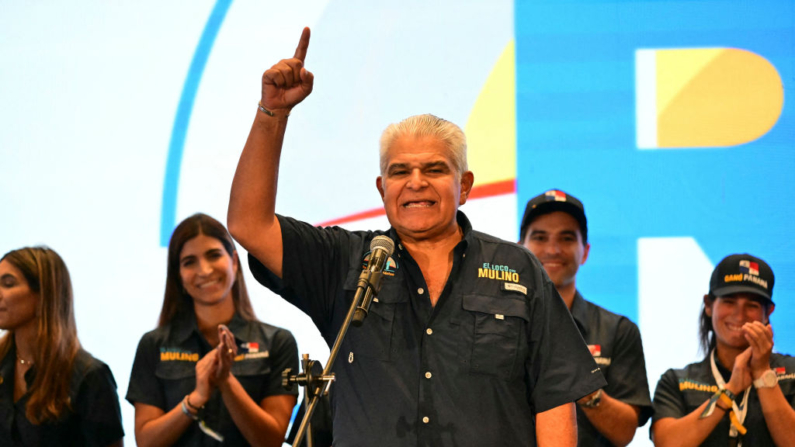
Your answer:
753,369 -> 778,389
580,389 -> 603,408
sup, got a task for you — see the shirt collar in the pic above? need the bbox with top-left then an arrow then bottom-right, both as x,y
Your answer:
0,346 -> 15,392
0,346 -> 14,430
226,312 -> 254,341
457,211 -> 474,247
170,309 -> 253,344
0,344 -> 35,399
570,290 -> 588,336
170,310 -> 200,343
0,346 -> 14,373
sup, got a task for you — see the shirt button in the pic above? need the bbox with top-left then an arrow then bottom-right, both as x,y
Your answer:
426,328 -> 433,335
422,416 -> 430,424
398,244 -> 403,250
425,371 -> 432,379
463,253 -> 466,258
417,288 -> 425,295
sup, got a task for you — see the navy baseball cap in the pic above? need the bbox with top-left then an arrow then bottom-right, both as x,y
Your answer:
520,189 -> 587,242
709,253 -> 775,303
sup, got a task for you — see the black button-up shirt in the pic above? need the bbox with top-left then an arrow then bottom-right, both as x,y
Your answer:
0,347 -> 124,446
653,353 -> 795,446
569,291 -> 653,445
250,212 -> 605,446
126,311 -> 298,446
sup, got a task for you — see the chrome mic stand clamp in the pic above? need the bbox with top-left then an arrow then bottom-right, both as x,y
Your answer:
282,355 -> 335,447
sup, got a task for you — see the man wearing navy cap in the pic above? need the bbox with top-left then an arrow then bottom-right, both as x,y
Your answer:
520,190 -> 653,447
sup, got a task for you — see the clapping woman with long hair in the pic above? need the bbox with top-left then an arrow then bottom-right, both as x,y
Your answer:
127,213 -> 297,447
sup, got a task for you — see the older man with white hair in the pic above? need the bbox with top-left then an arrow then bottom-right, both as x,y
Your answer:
228,28 -> 604,447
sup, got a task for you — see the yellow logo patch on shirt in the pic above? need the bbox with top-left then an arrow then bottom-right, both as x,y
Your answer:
678,379 -> 718,394
478,263 -> 520,283
160,349 -> 199,362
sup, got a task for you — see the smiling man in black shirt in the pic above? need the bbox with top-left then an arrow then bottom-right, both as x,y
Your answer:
520,189 -> 653,447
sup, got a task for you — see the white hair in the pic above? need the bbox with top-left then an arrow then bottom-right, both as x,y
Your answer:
379,114 -> 468,176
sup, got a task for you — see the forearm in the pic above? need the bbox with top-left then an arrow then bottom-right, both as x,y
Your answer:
227,110 -> 288,256
536,402 -> 577,447
651,400 -> 727,447
578,392 -> 640,447
135,403 -> 194,447
757,385 -> 795,445
219,374 -> 290,447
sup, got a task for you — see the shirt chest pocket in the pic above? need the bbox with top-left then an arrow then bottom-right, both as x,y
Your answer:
463,294 -> 529,380
343,269 -> 406,362
155,361 -> 197,409
231,358 -> 273,402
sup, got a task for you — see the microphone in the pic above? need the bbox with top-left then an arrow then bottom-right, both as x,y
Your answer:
351,236 -> 395,326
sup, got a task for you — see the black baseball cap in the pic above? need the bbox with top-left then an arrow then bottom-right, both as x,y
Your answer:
520,189 -> 587,242
709,253 -> 775,304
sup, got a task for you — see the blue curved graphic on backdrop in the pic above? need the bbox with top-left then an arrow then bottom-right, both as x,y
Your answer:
160,0 -> 233,247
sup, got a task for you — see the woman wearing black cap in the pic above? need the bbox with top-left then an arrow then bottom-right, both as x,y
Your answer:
650,254 -> 795,446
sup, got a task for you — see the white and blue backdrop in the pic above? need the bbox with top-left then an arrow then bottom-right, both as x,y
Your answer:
2,1 -> 793,445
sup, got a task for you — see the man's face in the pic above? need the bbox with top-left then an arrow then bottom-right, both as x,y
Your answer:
522,211 -> 590,288
376,135 -> 473,242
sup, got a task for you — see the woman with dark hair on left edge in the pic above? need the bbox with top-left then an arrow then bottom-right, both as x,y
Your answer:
0,246 -> 124,446
126,213 -> 298,447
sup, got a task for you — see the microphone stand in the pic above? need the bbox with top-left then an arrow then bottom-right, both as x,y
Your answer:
284,268 -> 380,447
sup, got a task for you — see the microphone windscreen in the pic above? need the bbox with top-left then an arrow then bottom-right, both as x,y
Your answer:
370,235 -> 395,256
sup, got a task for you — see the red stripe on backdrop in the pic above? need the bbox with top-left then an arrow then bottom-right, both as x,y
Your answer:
316,179 -> 516,227
467,178 -> 515,199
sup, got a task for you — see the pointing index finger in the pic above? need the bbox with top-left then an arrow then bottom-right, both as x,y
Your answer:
294,27 -> 310,62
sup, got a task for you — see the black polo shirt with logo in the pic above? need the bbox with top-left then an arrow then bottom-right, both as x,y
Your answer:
0,347 -> 124,446
570,291 -> 653,445
249,211 -> 605,447
652,353 -> 795,446
126,311 -> 298,446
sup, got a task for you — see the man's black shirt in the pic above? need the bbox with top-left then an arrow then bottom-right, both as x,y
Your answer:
250,212 -> 605,446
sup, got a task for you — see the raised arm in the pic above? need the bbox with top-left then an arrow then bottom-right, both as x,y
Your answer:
227,27 -> 314,278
